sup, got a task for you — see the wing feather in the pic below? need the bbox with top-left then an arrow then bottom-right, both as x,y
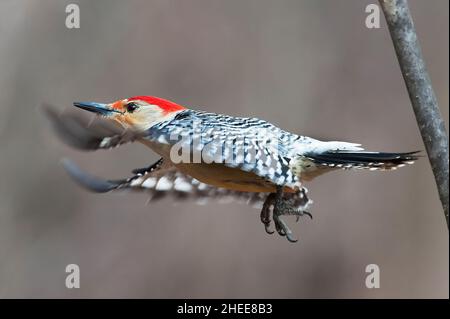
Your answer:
62,158 -> 266,208
43,104 -> 141,150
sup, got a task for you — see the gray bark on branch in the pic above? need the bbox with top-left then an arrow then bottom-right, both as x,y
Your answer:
379,0 -> 449,228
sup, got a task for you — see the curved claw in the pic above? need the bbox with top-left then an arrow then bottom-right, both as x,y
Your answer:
277,229 -> 286,237
264,224 -> 275,235
260,213 -> 274,235
285,233 -> 298,243
273,216 -> 286,237
275,224 -> 286,236
295,211 -> 313,222
304,211 -> 313,219
260,194 -> 276,235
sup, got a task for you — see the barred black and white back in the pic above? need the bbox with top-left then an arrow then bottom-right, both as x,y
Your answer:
149,109 -> 419,184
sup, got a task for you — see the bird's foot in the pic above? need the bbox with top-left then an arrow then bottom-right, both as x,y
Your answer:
260,193 -> 276,234
260,187 -> 312,243
273,201 -> 298,243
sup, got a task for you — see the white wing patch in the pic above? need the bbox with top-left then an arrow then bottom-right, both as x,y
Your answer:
63,158 -> 313,209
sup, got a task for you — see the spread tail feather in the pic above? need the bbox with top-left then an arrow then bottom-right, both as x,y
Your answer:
305,151 -> 420,170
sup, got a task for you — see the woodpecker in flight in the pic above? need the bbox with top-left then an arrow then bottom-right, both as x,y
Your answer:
46,96 -> 419,242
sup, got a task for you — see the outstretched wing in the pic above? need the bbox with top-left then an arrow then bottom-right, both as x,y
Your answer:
148,110 -> 301,188
62,158 -> 275,208
43,104 -> 141,150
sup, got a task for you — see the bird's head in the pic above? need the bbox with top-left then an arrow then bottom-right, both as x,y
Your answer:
73,96 -> 186,132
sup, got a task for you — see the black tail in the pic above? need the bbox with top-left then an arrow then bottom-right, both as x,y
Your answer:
305,151 -> 420,170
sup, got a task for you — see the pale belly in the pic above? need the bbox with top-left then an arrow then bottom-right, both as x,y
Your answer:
175,162 -> 280,193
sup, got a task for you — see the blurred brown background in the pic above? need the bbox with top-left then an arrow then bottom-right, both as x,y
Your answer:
0,0 -> 448,298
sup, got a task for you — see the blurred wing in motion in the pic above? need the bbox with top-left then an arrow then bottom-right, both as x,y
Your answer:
43,104 -> 141,150
62,158 -> 311,210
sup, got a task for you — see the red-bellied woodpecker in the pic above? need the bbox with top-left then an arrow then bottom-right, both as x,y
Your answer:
48,96 -> 419,242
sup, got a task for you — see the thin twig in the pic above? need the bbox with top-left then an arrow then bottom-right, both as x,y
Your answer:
379,0 -> 448,228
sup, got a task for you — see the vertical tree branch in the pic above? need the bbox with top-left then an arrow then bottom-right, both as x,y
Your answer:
379,0 -> 449,228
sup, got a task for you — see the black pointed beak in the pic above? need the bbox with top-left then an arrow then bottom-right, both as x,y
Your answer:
73,102 -> 122,116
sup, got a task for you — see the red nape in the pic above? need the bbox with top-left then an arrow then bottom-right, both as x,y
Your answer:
128,96 -> 186,113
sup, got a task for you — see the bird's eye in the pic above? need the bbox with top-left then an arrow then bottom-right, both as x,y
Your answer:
126,102 -> 139,113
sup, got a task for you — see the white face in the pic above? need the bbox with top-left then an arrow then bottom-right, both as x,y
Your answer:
106,99 -> 183,132
74,96 -> 186,133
